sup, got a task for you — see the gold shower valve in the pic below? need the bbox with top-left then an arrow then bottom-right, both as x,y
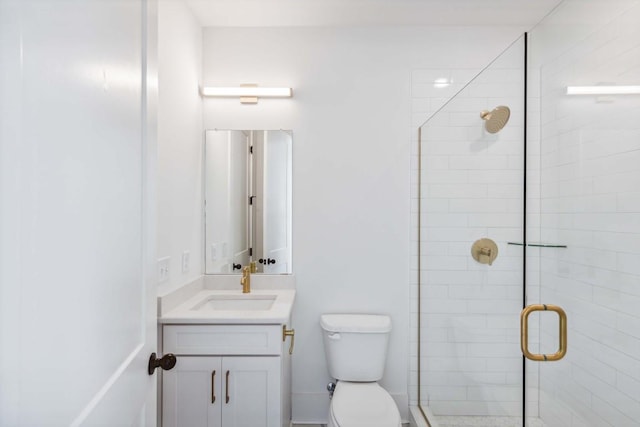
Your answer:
471,238 -> 499,266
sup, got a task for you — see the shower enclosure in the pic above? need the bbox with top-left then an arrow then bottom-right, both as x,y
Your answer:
416,1 -> 640,426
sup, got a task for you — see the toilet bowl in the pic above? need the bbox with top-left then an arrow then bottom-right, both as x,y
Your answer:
320,314 -> 401,427
328,382 -> 401,427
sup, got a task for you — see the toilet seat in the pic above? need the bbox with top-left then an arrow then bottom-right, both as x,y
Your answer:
329,382 -> 401,427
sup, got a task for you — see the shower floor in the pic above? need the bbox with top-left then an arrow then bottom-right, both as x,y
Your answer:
432,416 -> 547,427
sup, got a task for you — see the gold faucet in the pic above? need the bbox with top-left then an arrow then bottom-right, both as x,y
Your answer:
240,266 -> 251,293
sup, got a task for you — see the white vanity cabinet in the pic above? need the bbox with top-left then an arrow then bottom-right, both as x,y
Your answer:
160,323 -> 292,427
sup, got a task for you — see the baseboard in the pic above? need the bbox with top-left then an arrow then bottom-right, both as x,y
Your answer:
393,393 -> 409,423
292,393 -> 330,424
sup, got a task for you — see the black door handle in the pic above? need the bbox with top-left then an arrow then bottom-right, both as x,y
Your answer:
148,352 -> 177,375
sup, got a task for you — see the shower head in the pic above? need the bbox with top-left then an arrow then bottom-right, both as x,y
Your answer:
480,106 -> 511,133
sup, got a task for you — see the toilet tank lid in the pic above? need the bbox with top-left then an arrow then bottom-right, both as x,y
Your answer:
320,314 -> 391,333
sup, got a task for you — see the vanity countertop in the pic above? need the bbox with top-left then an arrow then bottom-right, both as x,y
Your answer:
158,288 -> 295,325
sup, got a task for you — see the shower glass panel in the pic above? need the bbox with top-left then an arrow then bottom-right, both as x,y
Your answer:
526,0 -> 640,425
418,36 -> 526,426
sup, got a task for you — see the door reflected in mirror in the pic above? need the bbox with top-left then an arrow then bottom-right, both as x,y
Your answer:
204,130 -> 292,274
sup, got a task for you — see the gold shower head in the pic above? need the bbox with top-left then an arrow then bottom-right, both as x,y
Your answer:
480,105 -> 511,133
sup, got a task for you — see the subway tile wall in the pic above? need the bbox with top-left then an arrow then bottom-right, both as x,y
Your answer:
410,67 -> 480,408
410,68 -> 481,409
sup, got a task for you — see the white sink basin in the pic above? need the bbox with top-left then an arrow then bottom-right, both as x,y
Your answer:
158,288 -> 296,324
191,294 -> 277,312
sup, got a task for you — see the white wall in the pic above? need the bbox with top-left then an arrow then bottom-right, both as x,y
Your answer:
157,0 -> 203,295
202,25 -> 527,423
531,0 -> 640,425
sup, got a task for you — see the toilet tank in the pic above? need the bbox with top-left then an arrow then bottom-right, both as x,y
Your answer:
320,314 -> 391,381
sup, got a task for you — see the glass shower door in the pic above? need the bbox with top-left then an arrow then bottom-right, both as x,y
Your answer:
526,0 -> 640,425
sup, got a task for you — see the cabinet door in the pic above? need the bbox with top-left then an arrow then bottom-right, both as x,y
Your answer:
163,357 -> 222,427
222,356 -> 281,427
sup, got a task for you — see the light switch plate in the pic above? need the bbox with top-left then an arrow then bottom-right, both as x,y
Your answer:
182,251 -> 190,273
158,257 -> 170,283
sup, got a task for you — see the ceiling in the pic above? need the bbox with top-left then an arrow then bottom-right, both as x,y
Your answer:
185,0 -> 563,28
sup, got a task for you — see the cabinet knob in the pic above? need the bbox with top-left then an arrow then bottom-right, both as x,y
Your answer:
147,352 -> 177,375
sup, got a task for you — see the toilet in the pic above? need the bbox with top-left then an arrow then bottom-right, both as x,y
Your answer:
320,314 -> 401,427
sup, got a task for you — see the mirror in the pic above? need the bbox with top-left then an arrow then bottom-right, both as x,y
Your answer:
204,129 -> 292,274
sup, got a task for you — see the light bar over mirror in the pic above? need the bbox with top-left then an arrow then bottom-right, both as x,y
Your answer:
201,84 -> 293,103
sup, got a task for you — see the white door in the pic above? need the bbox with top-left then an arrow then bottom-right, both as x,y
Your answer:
222,357 -> 281,427
0,0 -> 158,425
204,130 -> 250,273
262,131 -> 292,274
229,131 -> 251,268
251,131 -> 265,270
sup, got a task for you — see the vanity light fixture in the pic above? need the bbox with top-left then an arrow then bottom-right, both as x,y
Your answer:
566,85 -> 640,95
201,84 -> 293,104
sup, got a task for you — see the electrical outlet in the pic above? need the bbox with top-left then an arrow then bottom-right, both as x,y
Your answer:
210,243 -> 217,261
158,257 -> 170,283
182,251 -> 190,273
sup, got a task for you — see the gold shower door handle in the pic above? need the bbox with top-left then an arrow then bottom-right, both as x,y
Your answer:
520,304 -> 567,361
